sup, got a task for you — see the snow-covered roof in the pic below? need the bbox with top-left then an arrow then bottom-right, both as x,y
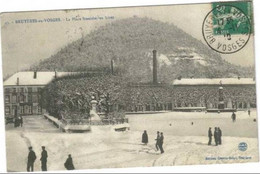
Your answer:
173,78 -> 255,86
3,71 -> 76,86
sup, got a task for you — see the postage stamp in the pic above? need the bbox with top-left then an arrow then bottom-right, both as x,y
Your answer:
202,1 -> 252,54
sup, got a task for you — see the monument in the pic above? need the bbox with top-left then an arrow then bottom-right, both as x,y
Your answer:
218,86 -> 225,110
90,96 -> 101,121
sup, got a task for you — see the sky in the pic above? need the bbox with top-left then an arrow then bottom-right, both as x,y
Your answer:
0,3 -> 255,77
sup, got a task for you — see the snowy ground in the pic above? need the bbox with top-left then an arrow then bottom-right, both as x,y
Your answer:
5,110 -> 259,172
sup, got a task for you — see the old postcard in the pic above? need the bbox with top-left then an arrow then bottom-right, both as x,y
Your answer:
0,0 -> 258,172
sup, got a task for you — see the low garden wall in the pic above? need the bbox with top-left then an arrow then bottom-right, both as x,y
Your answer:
43,114 -> 91,133
43,114 -> 130,132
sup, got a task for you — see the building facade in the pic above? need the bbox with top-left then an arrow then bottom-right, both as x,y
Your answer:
3,71 -> 73,117
124,78 -> 256,112
3,71 -> 256,116
4,85 -> 44,116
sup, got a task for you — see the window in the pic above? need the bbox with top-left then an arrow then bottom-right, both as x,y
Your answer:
4,88 -> 10,93
32,87 -> 38,92
38,106 -> 42,113
28,87 -> 32,93
32,94 -> 38,103
38,95 -> 41,102
20,95 -> 25,103
20,106 -> 24,114
12,106 -> 17,116
28,94 -> 32,103
19,88 -> 24,93
5,95 -> 10,103
12,95 -> 17,103
5,106 -> 10,115
12,88 -> 16,93
37,87 -> 42,93
28,106 -> 32,114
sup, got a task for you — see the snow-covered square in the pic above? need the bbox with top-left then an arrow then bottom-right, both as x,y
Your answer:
5,110 -> 258,172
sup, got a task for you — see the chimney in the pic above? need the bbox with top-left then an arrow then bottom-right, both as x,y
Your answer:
16,77 -> 19,86
153,50 -> 158,84
33,71 -> 37,79
111,59 -> 114,75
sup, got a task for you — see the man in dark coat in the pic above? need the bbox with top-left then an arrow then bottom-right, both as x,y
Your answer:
64,154 -> 75,170
155,131 -> 160,151
208,127 -> 213,145
40,146 -> 48,171
214,127 -> 219,146
142,130 -> 148,145
158,132 -> 164,154
218,127 -> 222,145
14,117 -> 19,128
27,146 -> 37,172
231,112 -> 236,122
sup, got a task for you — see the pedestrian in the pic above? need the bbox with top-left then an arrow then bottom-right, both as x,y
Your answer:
208,127 -> 213,145
155,131 -> 160,151
40,146 -> 48,171
248,109 -> 251,116
214,127 -> 219,146
158,132 -> 164,154
231,112 -> 236,122
27,146 -> 37,172
14,117 -> 19,128
19,116 -> 23,127
64,154 -> 75,170
142,130 -> 148,145
13,117 -> 17,128
218,127 -> 222,145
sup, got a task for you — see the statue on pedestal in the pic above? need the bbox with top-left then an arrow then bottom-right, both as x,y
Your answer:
218,86 -> 225,110
90,96 -> 101,121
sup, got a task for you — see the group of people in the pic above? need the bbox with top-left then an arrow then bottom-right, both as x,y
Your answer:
27,146 -> 47,172
208,127 -> 222,146
14,116 -> 23,127
142,130 -> 164,154
27,146 -> 75,172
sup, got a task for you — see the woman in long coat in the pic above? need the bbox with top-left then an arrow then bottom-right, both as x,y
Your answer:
142,130 -> 148,145
64,154 -> 75,170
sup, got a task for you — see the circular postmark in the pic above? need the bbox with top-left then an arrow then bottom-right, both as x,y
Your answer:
238,142 -> 248,151
202,5 -> 251,54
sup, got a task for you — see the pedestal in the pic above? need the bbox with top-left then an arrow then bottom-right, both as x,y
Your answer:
218,86 -> 225,109
90,99 -> 101,121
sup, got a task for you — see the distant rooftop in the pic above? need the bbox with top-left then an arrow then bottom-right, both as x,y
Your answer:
173,78 -> 255,86
3,71 -> 77,86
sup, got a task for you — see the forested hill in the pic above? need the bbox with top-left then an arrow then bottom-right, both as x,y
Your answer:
30,17 -> 255,83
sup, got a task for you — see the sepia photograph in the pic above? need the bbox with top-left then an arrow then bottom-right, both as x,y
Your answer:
0,0 -> 259,172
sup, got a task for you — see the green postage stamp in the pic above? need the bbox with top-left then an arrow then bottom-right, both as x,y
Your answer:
202,1 -> 253,54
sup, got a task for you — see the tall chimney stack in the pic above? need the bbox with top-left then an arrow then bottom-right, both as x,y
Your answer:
33,71 -> 37,79
153,50 -> 158,84
16,77 -> 19,86
111,59 -> 114,75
